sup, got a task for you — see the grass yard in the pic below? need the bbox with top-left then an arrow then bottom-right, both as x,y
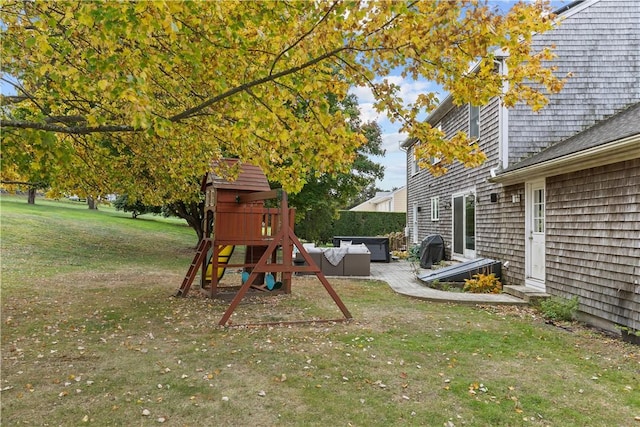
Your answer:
1,195 -> 639,426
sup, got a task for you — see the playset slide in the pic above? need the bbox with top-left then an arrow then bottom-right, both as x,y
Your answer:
205,244 -> 282,290
205,245 -> 235,281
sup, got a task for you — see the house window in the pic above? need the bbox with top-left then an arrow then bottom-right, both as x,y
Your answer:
469,104 -> 480,140
411,148 -> 420,176
431,196 -> 439,221
533,188 -> 545,233
431,124 -> 442,165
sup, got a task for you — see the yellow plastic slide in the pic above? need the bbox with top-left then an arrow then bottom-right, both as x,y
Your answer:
205,245 -> 235,281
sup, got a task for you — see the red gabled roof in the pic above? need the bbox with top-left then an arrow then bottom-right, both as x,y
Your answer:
201,158 -> 271,192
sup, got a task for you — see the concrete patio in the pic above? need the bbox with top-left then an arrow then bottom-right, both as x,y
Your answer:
365,260 -> 528,305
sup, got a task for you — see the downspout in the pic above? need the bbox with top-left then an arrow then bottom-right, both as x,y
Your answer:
399,142 -> 410,244
498,56 -> 510,169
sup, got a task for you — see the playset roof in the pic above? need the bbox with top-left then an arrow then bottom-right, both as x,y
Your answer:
201,159 -> 271,192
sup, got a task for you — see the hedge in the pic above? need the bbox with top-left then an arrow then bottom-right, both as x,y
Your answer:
330,211 -> 406,239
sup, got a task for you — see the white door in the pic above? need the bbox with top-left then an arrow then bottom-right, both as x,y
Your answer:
452,191 -> 476,259
525,180 -> 545,290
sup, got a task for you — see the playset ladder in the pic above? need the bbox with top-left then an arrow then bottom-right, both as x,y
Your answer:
175,238 -> 212,297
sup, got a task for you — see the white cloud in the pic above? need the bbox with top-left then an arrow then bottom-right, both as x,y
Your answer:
351,76 -> 443,120
381,131 -> 408,155
357,102 -> 380,124
350,85 -> 376,104
387,76 -> 441,105
376,151 -> 407,190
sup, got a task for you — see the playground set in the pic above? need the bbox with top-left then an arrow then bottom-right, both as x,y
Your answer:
175,159 -> 352,326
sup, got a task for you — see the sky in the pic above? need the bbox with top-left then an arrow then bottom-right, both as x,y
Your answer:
354,0 -> 573,191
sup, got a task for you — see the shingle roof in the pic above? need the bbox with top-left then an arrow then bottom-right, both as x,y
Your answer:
202,159 -> 271,192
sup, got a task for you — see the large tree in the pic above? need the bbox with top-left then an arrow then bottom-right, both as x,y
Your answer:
1,1 -> 565,209
0,129 -> 57,203
286,94 -> 385,243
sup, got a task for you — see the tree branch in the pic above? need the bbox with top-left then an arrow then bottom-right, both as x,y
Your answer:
3,46 -> 351,133
0,95 -> 29,104
1,77 -> 48,114
1,179 -> 47,187
2,26 -> 402,135
269,1 -> 338,76
168,46 -> 348,122
0,120 -> 136,134
44,115 -> 87,124
244,88 -> 292,131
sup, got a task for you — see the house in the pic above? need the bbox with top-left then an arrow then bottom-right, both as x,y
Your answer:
403,0 -> 640,332
350,186 -> 407,212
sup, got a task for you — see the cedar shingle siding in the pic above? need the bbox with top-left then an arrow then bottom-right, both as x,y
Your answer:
405,0 -> 640,331
546,159 -> 640,330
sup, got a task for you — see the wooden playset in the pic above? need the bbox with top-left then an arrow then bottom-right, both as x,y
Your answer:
175,159 -> 352,326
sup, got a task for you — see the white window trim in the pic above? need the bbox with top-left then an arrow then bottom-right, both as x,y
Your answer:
430,196 -> 439,221
432,124 -> 443,165
469,104 -> 480,141
451,189 -> 477,260
411,148 -> 420,176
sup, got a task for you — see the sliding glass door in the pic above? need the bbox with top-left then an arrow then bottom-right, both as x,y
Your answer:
452,191 -> 476,259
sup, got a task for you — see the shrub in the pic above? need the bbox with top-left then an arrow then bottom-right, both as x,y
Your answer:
539,296 -> 579,322
463,273 -> 502,294
407,245 -> 420,262
113,194 -> 162,219
407,245 -> 421,275
391,250 -> 409,260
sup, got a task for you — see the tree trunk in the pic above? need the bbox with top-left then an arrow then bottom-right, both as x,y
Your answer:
168,200 -> 205,243
27,187 -> 36,204
87,196 -> 98,210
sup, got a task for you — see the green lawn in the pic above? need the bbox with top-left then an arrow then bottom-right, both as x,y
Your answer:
1,195 -> 639,426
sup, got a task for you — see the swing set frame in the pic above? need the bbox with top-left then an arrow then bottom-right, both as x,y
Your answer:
175,161 -> 352,327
